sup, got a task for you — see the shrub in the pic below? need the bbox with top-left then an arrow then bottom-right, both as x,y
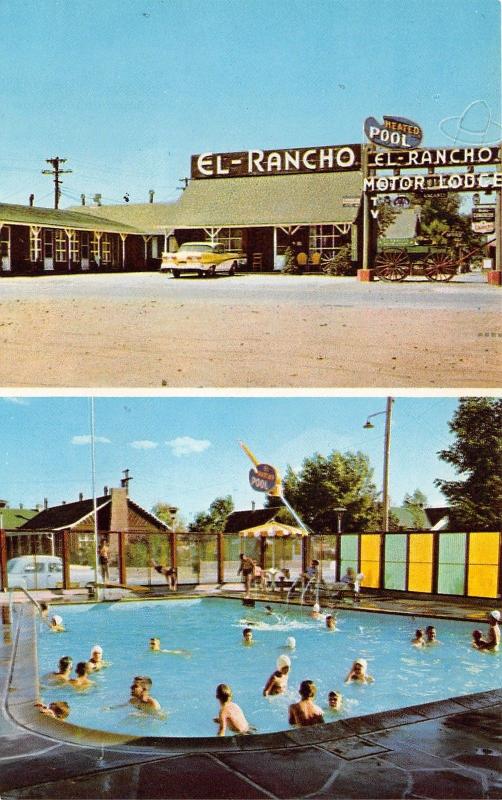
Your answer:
322,244 -> 353,276
282,246 -> 299,273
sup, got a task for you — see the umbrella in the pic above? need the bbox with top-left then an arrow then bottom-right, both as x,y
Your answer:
239,522 -> 308,538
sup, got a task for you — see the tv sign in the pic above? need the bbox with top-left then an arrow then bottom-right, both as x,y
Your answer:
365,116 -> 423,150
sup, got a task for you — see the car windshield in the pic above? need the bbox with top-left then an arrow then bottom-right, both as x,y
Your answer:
178,243 -> 213,253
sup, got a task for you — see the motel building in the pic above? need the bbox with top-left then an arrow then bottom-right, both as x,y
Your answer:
0,144 -> 365,275
0,141 -> 500,276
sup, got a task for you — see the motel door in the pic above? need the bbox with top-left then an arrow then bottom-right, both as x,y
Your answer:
0,226 -> 11,271
43,229 -> 54,271
80,232 -> 90,270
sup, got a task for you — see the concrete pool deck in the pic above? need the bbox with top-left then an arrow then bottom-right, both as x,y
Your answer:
1,590 -> 501,799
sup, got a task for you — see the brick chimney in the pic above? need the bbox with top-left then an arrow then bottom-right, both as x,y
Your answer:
110,487 -> 129,532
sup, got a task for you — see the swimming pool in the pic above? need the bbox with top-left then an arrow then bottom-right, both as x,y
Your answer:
36,598 -> 501,738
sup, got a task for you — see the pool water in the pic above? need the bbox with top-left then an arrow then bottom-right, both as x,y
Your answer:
36,598 -> 501,738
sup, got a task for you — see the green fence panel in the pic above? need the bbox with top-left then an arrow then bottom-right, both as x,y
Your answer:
437,532 -> 466,594
340,534 -> 358,576
384,534 -> 407,590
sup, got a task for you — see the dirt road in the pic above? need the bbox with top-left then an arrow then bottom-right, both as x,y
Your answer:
1,273 -> 500,388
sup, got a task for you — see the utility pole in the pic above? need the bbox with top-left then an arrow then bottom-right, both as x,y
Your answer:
41,156 -> 72,209
177,177 -> 190,191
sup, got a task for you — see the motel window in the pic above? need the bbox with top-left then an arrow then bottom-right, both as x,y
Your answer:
215,228 -> 243,251
29,228 -> 42,262
91,234 -> 100,262
309,225 -> 349,259
68,231 -> 79,262
101,234 -> 112,264
55,230 -> 67,262
0,226 -> 10,266
81,232 -> 89,260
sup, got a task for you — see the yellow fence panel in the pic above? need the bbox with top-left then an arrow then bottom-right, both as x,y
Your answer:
467,532 -> 500,598
360,534 -> 381,589
408,533 -> 433,593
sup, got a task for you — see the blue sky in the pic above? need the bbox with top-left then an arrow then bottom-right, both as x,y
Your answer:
0,0 -> 499,206
0,394 -> 472,522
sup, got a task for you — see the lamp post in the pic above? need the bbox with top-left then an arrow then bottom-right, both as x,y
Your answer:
333,506 -> 347,534
363,397 -> 394,532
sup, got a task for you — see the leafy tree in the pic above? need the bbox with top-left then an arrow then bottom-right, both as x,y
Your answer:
282,246 -> 299,274
376,202 -> 398,236
322,244 -> 353,276
151,502 -> 186,531
403,489 -> 428,529
416,194 -> 479,252
188,495 -> 234,532
435,398 -> 502,530
269,450 -> 381,533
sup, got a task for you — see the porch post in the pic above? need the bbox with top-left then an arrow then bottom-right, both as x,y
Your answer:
62,529 -> 71,589
217,531 -> 224,584
0,526 -> 7,591
118,531 -> 127,585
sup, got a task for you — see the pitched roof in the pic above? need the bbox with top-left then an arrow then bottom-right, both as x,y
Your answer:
0,203 -> 141,234
20,496 -> 112,531
166,171 -> 363,228
1,507 -> 39,530
224,508 -> 279,533
70,202 -> 178,234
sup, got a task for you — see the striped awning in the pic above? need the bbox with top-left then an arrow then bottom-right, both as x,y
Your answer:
239,522 -> 308,538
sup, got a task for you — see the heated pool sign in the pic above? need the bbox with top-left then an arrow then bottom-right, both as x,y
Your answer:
365,116 -> 423,149
249,464 -> 277,492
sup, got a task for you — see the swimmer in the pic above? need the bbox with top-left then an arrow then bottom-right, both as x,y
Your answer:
129,676 -> 162,713
411,629 -> 425,647
473,611 -> 500,651
242,628 -> 253,646
310,602 -> 322,619
472,630 -> 485,649
325,615 -> 336,630
69,661 -> 94,690
47,656 -> 73,683
288,680 -> 325,727
285,636 -> 296,650
327,690 -> 342,711
214,683 -> 252,736
39,601 -> 49,620
49,614 -> 65,632
264,605 -> 274,615
150,559 -> 177,590
87,644 -> 107,671
345,658 -> 374,684
425,625 -> 441,645
263,654 -> 291,696
148,637 -> 191,657
35,700 -> 70,720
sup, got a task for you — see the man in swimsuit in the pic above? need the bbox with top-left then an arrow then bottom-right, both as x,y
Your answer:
214,683 -> 251,736
150,559 -> 177,590
237,554 -> 255,598
288,680 -> 325,726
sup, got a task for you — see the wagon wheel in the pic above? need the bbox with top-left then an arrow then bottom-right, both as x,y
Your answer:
320,250 -> 336,268
424,251 -> 457,282
374,250 -> 410,282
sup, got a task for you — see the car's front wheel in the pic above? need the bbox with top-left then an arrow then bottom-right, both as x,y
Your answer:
228,262 -> 237,276
208,265 -> 216,278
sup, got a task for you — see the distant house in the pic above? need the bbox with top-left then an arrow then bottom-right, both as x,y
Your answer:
390,504 -> 451,531
0,502 -> 39,529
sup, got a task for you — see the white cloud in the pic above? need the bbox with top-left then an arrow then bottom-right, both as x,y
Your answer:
3,397 -> 29,405
166,436 -> 211,457
130,440 -> 158,450
71,435 -> 111,445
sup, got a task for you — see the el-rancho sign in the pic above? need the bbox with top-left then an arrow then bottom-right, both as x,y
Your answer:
192,145 -> 362,179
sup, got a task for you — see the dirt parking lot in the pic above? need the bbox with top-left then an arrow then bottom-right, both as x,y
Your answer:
0,273 -> 500,388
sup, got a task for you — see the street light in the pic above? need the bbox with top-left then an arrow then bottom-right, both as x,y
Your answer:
363,397 -> 394,532
333,506 -> 347,534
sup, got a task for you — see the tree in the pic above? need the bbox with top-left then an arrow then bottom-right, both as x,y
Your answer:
416,194 -> 479,252
270,450 -> 381,533
188,495 -> 234,532
435,398 -> 502,530
403,489 -> 428,529
151,502 -> 186,531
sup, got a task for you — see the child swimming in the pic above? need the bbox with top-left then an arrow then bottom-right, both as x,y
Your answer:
242,628 -> 253,646
148,636 -> 191,657
263,654 -> 291,696
411,629 -> 425,647
327,690 -> 342,711
214,683 -> 252,736
69,661 -> 94,691
345,658 -> 374,684
35,700 -> 70,720
288,680 -> 325,727
49,615 -> 65,632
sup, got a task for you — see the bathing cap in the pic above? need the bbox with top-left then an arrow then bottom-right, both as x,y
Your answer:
286,636 -> 296,649
51,615 -> 62,625
489,610 -> 500,621
313,603 -> 320,613
354,658 -> 367,668
91,645 -> 103,654
277,654 -> 291,670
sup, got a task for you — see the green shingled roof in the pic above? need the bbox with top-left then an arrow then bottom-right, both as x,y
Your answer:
1,507 -> 39,530
167,171 -> 363,228
70,202 -> 178,234
0,203 -> 141,234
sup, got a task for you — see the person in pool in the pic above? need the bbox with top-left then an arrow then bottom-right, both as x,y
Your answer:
345,658 -> 374,684
288,680 -> 325,727
69,661 -> 94,691
49,615 -> 65,632
35,700 -> 70,720
411,629 -> 425,647
325,615 -> 336,630
48,656 -> 73,683
327,690 -> 343,711
129,676 -> 162,713
150,559 -> 177,590
87,644 -> 108,671
473,611 -> 500,651
285,636 -> 296,650
148,637 -> 191,657
425,625 -> 441,645
214,683 -> 252,736
310,603 -> 322,619
242,628 -> 253,646
263,655 -> 291,696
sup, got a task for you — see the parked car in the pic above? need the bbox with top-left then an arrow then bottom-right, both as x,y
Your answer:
160,242 -> 243,278
7,555 -> 94,590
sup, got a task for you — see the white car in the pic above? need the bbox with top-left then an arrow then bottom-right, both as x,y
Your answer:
7,555 -> 94,590
160,242 -> 243,278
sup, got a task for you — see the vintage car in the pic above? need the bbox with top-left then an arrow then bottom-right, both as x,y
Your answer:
160,241 -> 244,278
7,555 -> 94,590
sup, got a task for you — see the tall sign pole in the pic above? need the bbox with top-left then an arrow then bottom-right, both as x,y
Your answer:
496,142 -> 501,275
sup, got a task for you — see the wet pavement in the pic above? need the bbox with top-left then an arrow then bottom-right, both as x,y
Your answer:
1,591 -> 501,799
